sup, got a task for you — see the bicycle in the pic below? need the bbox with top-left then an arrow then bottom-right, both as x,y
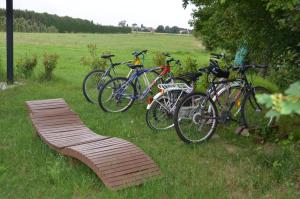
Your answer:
98,55 -> 183,113
145,53 -> 231,131
82,50 -> 148,104
173,63 -> 274,144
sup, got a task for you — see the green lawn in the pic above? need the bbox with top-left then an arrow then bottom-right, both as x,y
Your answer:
0,32 -> 299,199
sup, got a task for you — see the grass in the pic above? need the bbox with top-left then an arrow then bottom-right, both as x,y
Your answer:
0,32 -> 300,199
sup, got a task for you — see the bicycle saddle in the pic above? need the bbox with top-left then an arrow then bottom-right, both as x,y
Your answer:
127,64 -> 144,69
101,54 -> 115,59
180,72 -> 202,82
208,61 -> 230,78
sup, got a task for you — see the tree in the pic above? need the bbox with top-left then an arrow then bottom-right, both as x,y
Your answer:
183,0 -> 300,89
118,20 -> 127,27
165,26 -> 170,33
0,9 -> 132,34
170,26 -> 180,34
156,25 -> 165,33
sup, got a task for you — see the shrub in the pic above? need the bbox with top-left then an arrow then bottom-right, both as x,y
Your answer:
270,48 -> 300,90
152,52 -> 166,66
257,81 -> 300,118
16,55 -> 37,79
80,44 -> 107,70
184,57 -> 198,73
43,53 -> 59,80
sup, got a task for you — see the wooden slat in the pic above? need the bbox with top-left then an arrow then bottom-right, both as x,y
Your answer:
26,99 -> 161,190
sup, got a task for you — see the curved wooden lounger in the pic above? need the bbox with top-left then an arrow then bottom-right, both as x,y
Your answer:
26,99 -> 161,190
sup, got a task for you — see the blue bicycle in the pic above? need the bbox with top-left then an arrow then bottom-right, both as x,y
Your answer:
98,56 -> 181,113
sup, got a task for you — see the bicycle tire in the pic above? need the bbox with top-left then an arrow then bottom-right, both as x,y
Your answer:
173,92 -> 218,144
146,90 -> 188,131
98,77 -> 137,113
82,69 -> 112,104
214,84 -> 243,124
241,86 -> 274,130
146,95 -> 173,131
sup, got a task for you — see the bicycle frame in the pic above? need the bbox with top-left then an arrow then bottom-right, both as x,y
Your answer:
147,83 -> 193,112
113,66 -> 162,101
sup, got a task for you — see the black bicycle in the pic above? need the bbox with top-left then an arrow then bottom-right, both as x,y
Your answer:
173,63 -> 274,144
82,50 -> 148,104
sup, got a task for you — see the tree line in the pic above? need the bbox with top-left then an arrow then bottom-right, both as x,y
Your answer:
0,16 -> 58,33
0,9 -> 132,34
155,25 -> 190,34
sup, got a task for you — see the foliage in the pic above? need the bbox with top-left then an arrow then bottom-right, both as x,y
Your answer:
0,16 -> 58,33
43,53 -> 59,80
80,44 -> 108,70
257,81 -> 300,118
184,57 -> 198,73
152,52 -> 166,66
16,55 -> 38,78
0,9 -> 131,34
155,25 -> 189,34
183,0 -> 300,89
270,48 -> 300,89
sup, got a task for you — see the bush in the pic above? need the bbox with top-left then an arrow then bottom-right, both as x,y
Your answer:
16,55 -> 37,79
270,48 -> 300,90
152,52 -> 166,66
43,53 -> 59,80
80,44 -> 107,70
184,57 -> 198,73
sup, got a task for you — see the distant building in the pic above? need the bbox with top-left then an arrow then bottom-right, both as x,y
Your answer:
179,29 -> 191,35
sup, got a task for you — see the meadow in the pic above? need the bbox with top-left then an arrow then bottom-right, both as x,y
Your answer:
0,32 -> 299,199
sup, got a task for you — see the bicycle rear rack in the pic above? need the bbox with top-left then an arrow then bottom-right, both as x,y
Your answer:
157,83 -> 193,93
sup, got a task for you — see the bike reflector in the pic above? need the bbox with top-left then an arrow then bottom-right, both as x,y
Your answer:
147,96 -> 154,104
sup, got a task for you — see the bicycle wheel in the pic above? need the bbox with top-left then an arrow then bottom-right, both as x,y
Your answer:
98,77 -> 136,113
146,90 -> 188,131
214,84 -> 243,124
146,96 -> 174,131
241,86 -> 274,130
82,69 -> 112,104
173,92 -> 218,144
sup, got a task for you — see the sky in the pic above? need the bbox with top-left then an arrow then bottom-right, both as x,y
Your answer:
0,0 -> 195,29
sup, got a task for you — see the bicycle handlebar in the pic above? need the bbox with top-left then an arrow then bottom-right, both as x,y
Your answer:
211,53 -> 225,60
232,64 -> 269,72
162,52 -> 171,57
166,58 -> 181,66
132,49 -> 148,57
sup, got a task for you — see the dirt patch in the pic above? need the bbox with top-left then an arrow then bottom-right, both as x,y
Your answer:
223,143 -> 240,154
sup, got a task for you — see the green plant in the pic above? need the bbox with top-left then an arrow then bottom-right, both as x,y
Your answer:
256,137 -> 300,183
16,55 -> 37,79
152,52 -> 166,66
80,44 -> 107,70
183,0 -> 300,89
257,81 -> 300,118
270,48 -> 300,89
43,53 -> 59,80
184,57 -> 198,73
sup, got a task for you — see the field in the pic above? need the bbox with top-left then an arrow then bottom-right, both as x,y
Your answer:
0,33 -> 299,199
